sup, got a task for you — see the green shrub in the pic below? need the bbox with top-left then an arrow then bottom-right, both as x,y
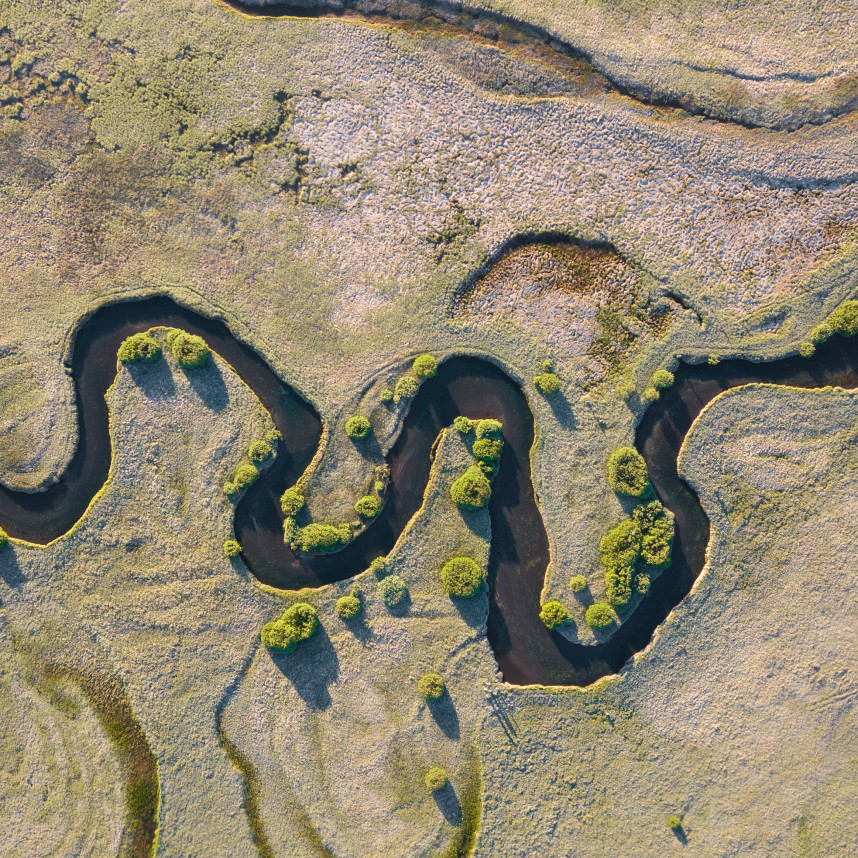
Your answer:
223,539 -> 241,557
170,331 -> 210,368
439,557 -> 485,598
292,523 -> 352,553
336,592 -> 362,619
668,815 -> 682,830
539,600 -> 570,629
223,481 -> 238,496
417,672 -> 445,701
369,556 -> 387,576
248,440 -> 272,462
0,527 -> 8,548
828,300 -> 858,337
607,446 -> 650,497
378,574 -> 408,607
569,575 -> 587,593
472,438 -> 503,462
534,372 -> 561,395
605,564 -> 634,608
280,488 -> 305,516
600,518 -> 641,568
424,767 -> 448,792
810,322 -> 832,343
413,354 -> 438,378
380,387 -> 394,403
799,341 -> 815,358
450,465 -> 492,510
265,428 -> 283,444
345,415 -> 371,439
475,419 -> 503,440
260,602 -> 319,653
633,501 -> 674,567
635,573 -> 651,594
644,387 -> 660,402
233,463 -> 259,488
585,603 -> 614,629
707,355 -> 719,366
355,495 -> 381,519
394,375 -> 419,403
651,369 -> 674,389
118,333 -> 161,363
453,416 -> 473,433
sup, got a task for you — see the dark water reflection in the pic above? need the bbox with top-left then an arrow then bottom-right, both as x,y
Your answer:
2,295 -> 856,685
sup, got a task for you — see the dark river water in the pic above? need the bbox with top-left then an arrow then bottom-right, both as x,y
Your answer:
1,295 -> 855,685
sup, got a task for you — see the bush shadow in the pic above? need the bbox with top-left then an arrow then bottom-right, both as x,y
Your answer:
269,624 -> 340,710
448,589 -> 488,630
126,360 -> 176,399
0,548 -> 24,587
344,615 -> 373,645
546,390 -> 576,429
184,357 -> 229,412
385,590 -> 412,617
673,825 -> 688,845
433,782 -> 462,825
428,693 -> 460,740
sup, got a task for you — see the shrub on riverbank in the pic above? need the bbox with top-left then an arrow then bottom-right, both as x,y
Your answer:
233,463 -> 259,488
633,500 -> 674,567
394,375 -> 419,403
280,488 -> 305,516
440,556 -> 484,598
292,522 -> 352,553
248,439 -> 272,462
417,672 -> 445,701
534,371 -> 561,395
223,539 -> 241,557
0,527 -> 8,548
413,353 -> 438,378
585,603 -> 614,629
539,600 -> 570,629
169,330 -> 210,368
605,563 -> 634,609
425,767 -> 448,792
260,602 -> 319,653
380,387 -> 394,403
607,446 -> 650,497
569,575 -> 587,593
453,416 -> 473,433
475,418 -> 503,440
345,415 -> 371,439
118,332 -> 161,363
829,300 -> 858,337
450,465 -> 492,509
600,518 -> 642,568
651,369 -> 674,389
378,574 -> 408,607
472,438 -> 503,462
355,495 -> 381,519
336,591 -> 362,620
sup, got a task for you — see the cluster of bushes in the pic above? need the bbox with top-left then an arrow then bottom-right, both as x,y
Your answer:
118,332 -> 161,364
607,446 -> 650,497
260,602 -> 319,653
450,419 -> 504,509
534,360 -> 561,396
599,500 -> 674,609
291,522 -> 353,553
417,672 -> 445,701
384,353 -> 438,405
539,600 -> 570,629
644,368 -> 674,400
801,299 -> 858,356
166,329 -> 210,368
439,556 -> 484,598
224,433 -> 280,497
280,488 -> 305,515
0,527 -> 8,549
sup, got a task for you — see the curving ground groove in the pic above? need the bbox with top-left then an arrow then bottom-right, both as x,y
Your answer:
3,295 -> 858,687
221,0 -> 858,130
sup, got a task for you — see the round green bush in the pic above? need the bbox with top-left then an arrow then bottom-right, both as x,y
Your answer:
799,341 -> 815,358
424,767 -> 448,792
539,600 -> 570,629
450,465 -> 492,510
292,523 -> 352,553
668,815 -> 682,830
472,438 -> 503,462
585,603 -> 614,630
417,672 -> 445,701
440,556 -> 484,598
248,440 -> 272,462
534,372 -> 561,395
607,446 -> 650,497
635,573 -> 651,595
394,375 -> 419,403
475,418 -> 503,440
369,556 -> 387,576
643,387 -> 660,402
651,369 -> 674,389
810,322 -> 832,343
355,495 -> 381,519
345,415 -> 371,439
223,539 -> 241,557
0,527 -> 8,548
170,331 -> 210,368
260,602 -> 319,653
336,593 -> 362,620
379,388 -> 394,403
569,575 -> 587,593
453,416 -> 473,433
233,463 -> 259,488
118,332 -> 161,363
378,574 -> 408,607
280,488 -> 305,516
223,481 -> 238,496
829,300 -> 858,337
413,354 -> 438,378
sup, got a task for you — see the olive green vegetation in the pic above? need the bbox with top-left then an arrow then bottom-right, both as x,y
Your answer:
569,575 -> 587,593
424,766 -> 449,792
355,494 -> 381,519
345,415 -> 372,439
417,672 -> 445,701
380,388 -> 394,403
279,488 -> 305,516
651,369 -> 674,389
335,592 -> 362,620
233,463 -> 259,488
248,440 -> 272,462
633,501 -> 674,567
472,437 -> 502,462
291,522 -> 353,553
453,416 -> 473,434
607,446 -> 650,497
585,602 -> 614,629
377,574 -> 408,607
475,419 -> 503,440
799,341 -> 815,357
539,600 -> 570,629
533,371 -> 561,395
450,464 -> 492,509
439,556 -> 485,598
0,527 -> 8,548
827,300 -> 858,337
394,375 -> 419,404
260,603 -> 319,653
644,386 -> 660,401
368,556 -> 387,577
117,332 -> 161,364
168,330 -> 210,368
668,815 -> 682,830
413,354 -> 438,378
223,539 -> 241,557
